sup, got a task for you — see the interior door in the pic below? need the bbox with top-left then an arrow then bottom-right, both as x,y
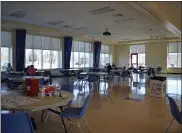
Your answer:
131,53 -> 138,68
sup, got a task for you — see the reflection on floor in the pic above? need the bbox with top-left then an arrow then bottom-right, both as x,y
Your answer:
1,74 -> 182,133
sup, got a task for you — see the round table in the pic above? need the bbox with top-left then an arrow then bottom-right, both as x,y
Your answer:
1,90 -> 73,133
8,76 -> 50,82
110,69 -> 123,73
1,90 -> 73,112
80,72 -> 108,76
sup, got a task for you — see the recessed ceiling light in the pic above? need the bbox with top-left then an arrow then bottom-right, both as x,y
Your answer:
61,25 -> 72,28
112,13 -> 124,17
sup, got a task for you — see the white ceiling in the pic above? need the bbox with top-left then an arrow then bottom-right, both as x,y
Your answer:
1,1 -> 176,43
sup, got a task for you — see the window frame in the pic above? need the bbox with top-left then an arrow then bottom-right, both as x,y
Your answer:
1,47 -> 12,71
1,31 -> 13,71
25,34 -> 62,69
99,45 -> 113,67
167,42 -> 181,68
70,40 -> 92,68
129,44 -> 145,67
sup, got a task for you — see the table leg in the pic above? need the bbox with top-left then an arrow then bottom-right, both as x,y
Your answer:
59,106 -> 67,133
41,110 -> 45,122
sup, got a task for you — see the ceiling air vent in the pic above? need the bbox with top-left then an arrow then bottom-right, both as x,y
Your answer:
47,20 -> 63,25
114,18 -> 135,23
89,7 -> 115,15
9,10 -> 26,18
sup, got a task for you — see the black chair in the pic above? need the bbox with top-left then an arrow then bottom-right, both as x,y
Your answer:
165,95 -> 182,133
121,70 -> 130,81
133,68 -> 138,74
41,71 -> 52,85
156,67 -> 162,75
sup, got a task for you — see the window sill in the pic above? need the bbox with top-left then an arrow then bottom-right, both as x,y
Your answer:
167,67 -> 182,69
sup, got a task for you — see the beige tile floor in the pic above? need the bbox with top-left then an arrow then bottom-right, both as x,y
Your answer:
2,74 -> 182,133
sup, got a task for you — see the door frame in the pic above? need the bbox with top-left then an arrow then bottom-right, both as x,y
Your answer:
131,53 -> 138,68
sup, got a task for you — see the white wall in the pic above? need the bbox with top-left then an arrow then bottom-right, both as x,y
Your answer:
145,42 -> 167,72
114,44 -> 130,67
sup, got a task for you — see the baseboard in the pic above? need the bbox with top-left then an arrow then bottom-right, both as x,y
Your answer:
167,73 -> 182,74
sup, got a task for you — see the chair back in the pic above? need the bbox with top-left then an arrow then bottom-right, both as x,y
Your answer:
167,96 -> 182,124
80,95 -> 92,117
157,67 -> 162,72
121,70 -> 129,78
88,74 -> 99,82
1,112 -> 34,133
133,68 -> 138,73
92,68 -> 100,72
77,69 -> 85,79
147,68 -> 152,76
123,66 -> 126,70
61,84 -> 74,93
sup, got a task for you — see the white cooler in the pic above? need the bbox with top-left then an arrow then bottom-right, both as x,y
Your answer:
150,76 -> 167,98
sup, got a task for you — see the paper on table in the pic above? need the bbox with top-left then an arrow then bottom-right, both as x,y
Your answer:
59,90 -> 69,98
1,94 -> 40,108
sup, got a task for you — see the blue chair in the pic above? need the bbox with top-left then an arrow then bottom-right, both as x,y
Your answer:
61,84 -> 74,93
60,84 -> 74,105
42,84 -> 75,122
61,95 -> 92,133
1,112 -> 34,133
75,70 -> 85,91
165,95 -> 182,133
84,74 -> 100,91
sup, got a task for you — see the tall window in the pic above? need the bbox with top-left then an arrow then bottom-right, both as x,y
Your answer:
100,45 -> 112,67
130,45 -> 145,67
25,34 -> 62,69
167,42 -> 181,68
70,41 -> 92,68
1,31 -> 12,71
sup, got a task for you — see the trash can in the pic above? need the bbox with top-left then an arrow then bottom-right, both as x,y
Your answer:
150,76 -> 167,97
25,78 -> 39,97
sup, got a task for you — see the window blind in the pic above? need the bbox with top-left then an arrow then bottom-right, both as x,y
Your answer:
131,45 -> 145,53
130,45 -> 138,53
72,41 -> 91,53
101,45 -> 111,54
1,31 -> 12,47
72,41 -> 79,52
26,34 -> 61,50
85,42 -> 91,53
138,45 -> 145,53
178,42 -> 181,53
33,35 -> 42,49
168,42 -> 178,53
